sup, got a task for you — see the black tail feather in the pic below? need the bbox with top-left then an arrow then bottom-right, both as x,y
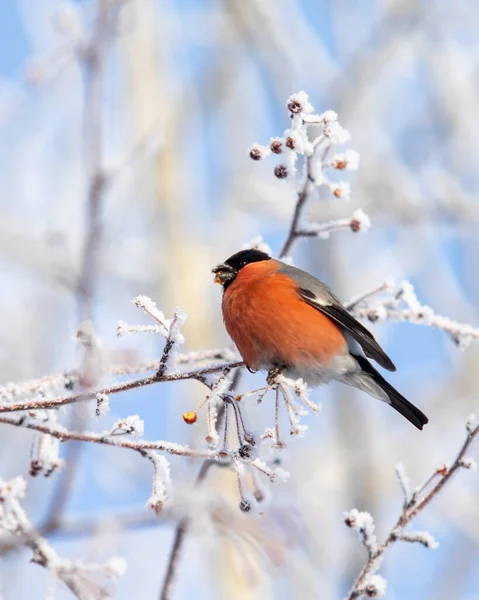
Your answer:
353,354 -> 429,430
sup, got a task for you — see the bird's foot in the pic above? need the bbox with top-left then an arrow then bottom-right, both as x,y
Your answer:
267,367 -> 284,386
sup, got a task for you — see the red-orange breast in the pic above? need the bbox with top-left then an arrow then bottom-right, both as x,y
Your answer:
222,258 -> 347,372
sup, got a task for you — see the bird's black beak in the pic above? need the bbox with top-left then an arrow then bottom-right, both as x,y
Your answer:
212,263 -> 236,286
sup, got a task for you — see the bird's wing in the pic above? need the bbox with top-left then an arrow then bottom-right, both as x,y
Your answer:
298,287 -> 396,371
276,263 -> 396,372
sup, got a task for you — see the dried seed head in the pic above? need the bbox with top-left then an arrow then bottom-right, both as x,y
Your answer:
350,209 -> 371,233
285,136 -> 295,150
344,514 -> 358,528
64,378 -> 75,390
182,412 -> 197,425
238,444 -> 253,459
362,575 -> 387,597
287,100 -> 302,113
286,91 -> 314,114
274,165 -> 288,179
270,139 -> 283,154
364,584 -> 380,597
29,459 -> 43,477
239,499 -> 252,512
149,499 -> 164,515
250,147 -> 262,161
248,143 -> 269,161
350,218 -> 361,232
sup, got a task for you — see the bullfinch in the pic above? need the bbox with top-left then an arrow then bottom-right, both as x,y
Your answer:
213,249 -> 428,430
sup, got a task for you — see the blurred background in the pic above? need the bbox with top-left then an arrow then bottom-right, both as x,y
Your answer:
1,0 -> 479,598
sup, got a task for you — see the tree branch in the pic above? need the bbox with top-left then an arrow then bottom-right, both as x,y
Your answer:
345,420 -> 479,599
0,361 -> 243,414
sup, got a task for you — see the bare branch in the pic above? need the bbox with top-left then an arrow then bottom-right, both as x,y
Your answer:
0,477 -> 127,599
348,280 -> 479,348
0,415 -> 217,460
0,361 -> 243,414
345,420 -> 479,599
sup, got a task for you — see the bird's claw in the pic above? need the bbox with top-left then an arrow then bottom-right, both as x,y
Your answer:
267,367 -> 283,386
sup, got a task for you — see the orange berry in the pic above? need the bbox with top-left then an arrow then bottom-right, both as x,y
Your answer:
182,412 -> 197,425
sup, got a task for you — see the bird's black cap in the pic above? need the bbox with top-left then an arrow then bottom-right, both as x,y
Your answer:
223,249 -> 271,272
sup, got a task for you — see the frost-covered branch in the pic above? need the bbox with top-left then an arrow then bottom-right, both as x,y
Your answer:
0,348 -> 239,405
249,92 -> 368,258
0,510 -> 162,556
29,410 -> 66,478
348,280 -> 479,349
0,477 -> 126,599
296,209 -> 371,239
0,295 -> 242,413
345,416 -> 479,599
0,414 -> 217,459
45,0 -> 126,546
0,361 -> 243,414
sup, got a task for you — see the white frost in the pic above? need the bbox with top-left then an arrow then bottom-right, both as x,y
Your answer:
286,91 -> 314,114
351,209 -> 371,232
110,415 -> 144,437
363,574 -> 387,597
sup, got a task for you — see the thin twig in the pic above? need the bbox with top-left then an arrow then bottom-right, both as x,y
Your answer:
0,361 -> 243,414
0,348 -> 238,404
0,415 -> 217,459
159,520 -> 189,600
158,368 -> 242,600
45,0 -> 123,537
279,154 -> 316,258
345,281 -> 392,311
159,425 -> 227,600
0,510 -> 162,555
346,424 -> 479,599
